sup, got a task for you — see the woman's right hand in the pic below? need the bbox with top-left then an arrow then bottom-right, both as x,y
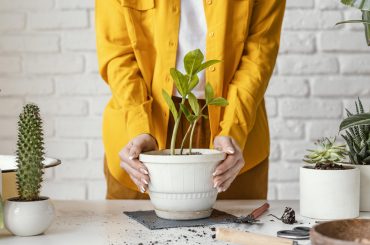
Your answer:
119,134 -> 158,193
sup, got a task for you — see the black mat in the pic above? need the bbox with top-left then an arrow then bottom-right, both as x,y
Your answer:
124,209 -> 236,230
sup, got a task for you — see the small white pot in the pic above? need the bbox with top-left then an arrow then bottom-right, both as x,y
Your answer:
358,165 -> 370,211
139,149 -> 225,220
4,197 -> 55,236
300,165 -> 360,220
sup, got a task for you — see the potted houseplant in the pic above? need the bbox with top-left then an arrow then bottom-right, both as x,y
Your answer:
339,98 -> 370,211
4,104 -> 55,236
139,49 -> 228,220
337,0 -> 370,46
300,137 -> 360,219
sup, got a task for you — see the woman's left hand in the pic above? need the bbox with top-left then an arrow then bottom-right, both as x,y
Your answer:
213,136 -> 245,193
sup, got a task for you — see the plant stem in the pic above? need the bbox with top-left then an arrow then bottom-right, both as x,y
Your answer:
189,120 -> 197,154
180,123 -> 192,154
188,104 -> 208,154
170,98 -> 185,155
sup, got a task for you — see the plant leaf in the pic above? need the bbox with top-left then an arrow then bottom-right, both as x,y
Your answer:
180,104 -> 193,122
188,75 -> 199,91
170,68 -> 188,97
196,60 -> 221,73
184,49 -> 204,76
188,92 -> 200,115
336,19 -> 370,25
340,0 -> 370,11
208,97 -> 229,106
340,113 -> 370,131
162,89 -> 178,119
205,82 -> 214,104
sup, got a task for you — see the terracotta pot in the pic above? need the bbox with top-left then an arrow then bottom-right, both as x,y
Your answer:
139,149 -> 225,220
300,165 -> 360,220
311,219 -> 370,245
4,197 -> 55,236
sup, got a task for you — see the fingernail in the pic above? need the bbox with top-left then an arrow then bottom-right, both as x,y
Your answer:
212,171 -> 219,176
226,147 -> 234,154
142,178 -> 149,185
129,155 -> 134,160
140,168 -> 149,175
140,186 -> 145,193
222,188 -> 226,192
213,182 -> 218,188
217,187 -> 223,193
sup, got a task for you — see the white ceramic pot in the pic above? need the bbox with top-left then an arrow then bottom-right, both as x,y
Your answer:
358,165 -> 370,211
139,149 -> 225,220
300,166 -> 360,220
4,197 -> 55,236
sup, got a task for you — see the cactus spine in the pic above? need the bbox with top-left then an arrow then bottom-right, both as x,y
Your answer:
16,104 -> 45,201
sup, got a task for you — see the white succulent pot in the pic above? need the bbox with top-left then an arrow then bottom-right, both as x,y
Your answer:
358,165 -> 370,211
300,165 -> 360,220
4,197 -> 55,236
139,149 -> 225,220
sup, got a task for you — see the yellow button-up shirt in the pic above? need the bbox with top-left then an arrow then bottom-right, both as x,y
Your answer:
96,0 -> 286,191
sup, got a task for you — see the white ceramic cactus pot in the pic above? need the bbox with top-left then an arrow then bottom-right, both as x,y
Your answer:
139,149 -> 225,220
4,197 -> 55,236
300,165 -> 360,220
357,165 -> 370,211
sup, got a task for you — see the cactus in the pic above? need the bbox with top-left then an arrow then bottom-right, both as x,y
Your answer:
16,104 -> 45,201
340,98 -> 370,165
303,137 -> 348,166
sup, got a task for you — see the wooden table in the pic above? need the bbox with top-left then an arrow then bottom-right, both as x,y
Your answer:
1,200 -> 369,245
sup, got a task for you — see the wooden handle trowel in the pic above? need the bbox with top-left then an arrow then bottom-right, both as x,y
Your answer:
216,228 -> 298,245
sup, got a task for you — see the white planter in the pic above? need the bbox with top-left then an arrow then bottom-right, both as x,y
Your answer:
300,166 -> 360,220
358,165 -> 370,211
139,149 -> 225,220
4,197 -> 55,236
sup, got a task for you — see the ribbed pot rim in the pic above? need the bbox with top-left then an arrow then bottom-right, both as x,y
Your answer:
139,149 -> 225,163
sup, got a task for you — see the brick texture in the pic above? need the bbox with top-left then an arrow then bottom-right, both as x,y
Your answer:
0,0 -> 369,200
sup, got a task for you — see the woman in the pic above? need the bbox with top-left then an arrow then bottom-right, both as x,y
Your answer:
96,0 -> 286,199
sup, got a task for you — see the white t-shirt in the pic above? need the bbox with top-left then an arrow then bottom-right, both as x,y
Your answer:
173,0 -> 207,99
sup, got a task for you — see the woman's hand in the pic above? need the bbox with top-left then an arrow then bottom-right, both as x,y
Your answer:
119,134 -> 158,193
213,136 -> 245,193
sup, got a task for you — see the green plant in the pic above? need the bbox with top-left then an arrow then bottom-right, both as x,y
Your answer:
303,137 -> 348,166
337,0 -> 370,46
16,104 -> 45,201
162,49 -> 228,155
339,98 -> 370,165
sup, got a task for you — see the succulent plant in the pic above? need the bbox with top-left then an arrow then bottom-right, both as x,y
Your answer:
16,103 -> 45,201
340,98 -> 370,165
303,137 -> 348,165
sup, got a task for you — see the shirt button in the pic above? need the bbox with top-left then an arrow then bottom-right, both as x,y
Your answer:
169,41 -> 175,47
207,0 -> 212,5
209,32 -> 214,37
172,5 -> 178,13
209,66 -> 216,72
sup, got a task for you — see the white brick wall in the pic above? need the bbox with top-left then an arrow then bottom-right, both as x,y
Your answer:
0,0 -> 369,200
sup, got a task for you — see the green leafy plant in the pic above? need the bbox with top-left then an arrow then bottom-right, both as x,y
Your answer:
303,137 -> 348,168
16,104 -> 45,201
339,98 -> 370,165
337,0 -> 370,46
162,49 -> 228,155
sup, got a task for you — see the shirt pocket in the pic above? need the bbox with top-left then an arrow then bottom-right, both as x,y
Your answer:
120,0 -> 155,47
229,0 -> 251,42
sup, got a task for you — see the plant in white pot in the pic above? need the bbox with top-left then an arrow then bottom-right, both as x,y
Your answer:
300,137 -> 360,220
4,104 -> 55,236
339,98 -> 370,211
337,0 -> 370,46
139,49 -> 228,220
